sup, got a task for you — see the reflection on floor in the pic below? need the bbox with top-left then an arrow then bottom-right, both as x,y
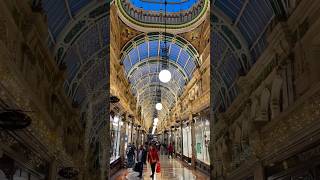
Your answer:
112,156 -> 209,180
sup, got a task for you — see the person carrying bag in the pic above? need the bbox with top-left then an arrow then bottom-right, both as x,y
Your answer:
156,162 -> 161,173
148,144 -> 159,178
135,145 -> 147,178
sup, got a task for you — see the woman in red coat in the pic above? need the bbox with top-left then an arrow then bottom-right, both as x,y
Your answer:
148,144 -> 159,178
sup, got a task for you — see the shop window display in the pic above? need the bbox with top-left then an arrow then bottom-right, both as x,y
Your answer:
183,125 -> 192,158
175,128 -> 182,154
195,118 -> 210,164
124,123 -> 129,150
110,115 -> 122,163
188,126 -> 192,158
127,124 -> 132,144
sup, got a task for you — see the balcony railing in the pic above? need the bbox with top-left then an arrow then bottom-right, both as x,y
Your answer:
120,0 -> 206,25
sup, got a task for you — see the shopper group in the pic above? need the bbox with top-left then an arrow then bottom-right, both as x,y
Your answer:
126,142 -> 163,179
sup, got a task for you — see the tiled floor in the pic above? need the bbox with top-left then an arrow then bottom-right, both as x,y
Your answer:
111,156 -> 209,180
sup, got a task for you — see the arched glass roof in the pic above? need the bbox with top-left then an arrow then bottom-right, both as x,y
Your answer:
41,0 -> 278,130
214,0 -> 274,45
212,0 -> 275,113
121,32 -> 199,125
121,33 -> 199,78
129,64 -> 186,96
42,0 -> 109,142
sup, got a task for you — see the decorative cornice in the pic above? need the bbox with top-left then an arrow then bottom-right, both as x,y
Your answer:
115,0 -> 209,33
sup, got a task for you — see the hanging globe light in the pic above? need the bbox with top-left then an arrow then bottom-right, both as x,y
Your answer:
159,69 -> 171,83
154,118 -> 159,123
155,102 -> 163,110
158,0 -> 171,84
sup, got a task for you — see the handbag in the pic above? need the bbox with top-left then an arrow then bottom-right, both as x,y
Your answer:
133,162 -> 140,172
156,162 -> 161,173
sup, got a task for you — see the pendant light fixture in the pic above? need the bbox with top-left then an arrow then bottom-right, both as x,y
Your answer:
159,0 -> 171,83
155,81 -> 162,111
159,69 -> 171,83
156,102 -> 163,110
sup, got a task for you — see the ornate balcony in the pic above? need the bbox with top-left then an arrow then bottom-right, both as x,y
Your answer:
116,0 -> 208,31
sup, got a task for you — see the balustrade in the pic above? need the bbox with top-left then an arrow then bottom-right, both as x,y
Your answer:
120,0 -> 205,25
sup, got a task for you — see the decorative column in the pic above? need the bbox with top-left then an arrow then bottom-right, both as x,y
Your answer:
190,114 -> 196,168
167,129 -> 170,144
100,121 -> 109,180
83,102 -> 93,179
164,130 -> 168,146
180,120 -> 183,160
210,90 -> 216,178
141,130 -> 144,144
170,127 -> 173,144
127,121 -> 131,144
136,126 -> 140,146
134,125 -> 138,146
120,115 -> 127,165
254,162 -> 265,180
130,121 -> 134,144
232,143 -> 241,169
48,159 -> 57,180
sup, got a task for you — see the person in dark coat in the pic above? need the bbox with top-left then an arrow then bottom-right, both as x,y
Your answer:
144,142 -> 149,164
126,144 -> 135,168
136,145 -> 147,178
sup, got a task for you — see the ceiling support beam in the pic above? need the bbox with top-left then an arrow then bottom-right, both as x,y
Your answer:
64,0 -> 75,21
234,0 -> 250,26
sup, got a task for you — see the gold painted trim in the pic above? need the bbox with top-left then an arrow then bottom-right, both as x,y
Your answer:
116,0 -> 209,29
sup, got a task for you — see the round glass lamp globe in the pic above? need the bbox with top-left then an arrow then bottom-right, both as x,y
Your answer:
159,69 -> 171,83
154,118 -> 159,123
155,103 -> 163,110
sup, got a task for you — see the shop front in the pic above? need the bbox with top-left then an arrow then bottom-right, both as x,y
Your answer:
194,115 -> 210,174
195,117 -> 210,164
182,123 -> 192,164
175,126 -> 182,158
110,115 -> 122,163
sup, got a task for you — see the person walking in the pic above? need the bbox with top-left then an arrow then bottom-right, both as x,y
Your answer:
126,144 -> 135,168
168,143 -> 173,159
136,145 -> 147,178
144,142 -> 149,165
148,144 -> 159,178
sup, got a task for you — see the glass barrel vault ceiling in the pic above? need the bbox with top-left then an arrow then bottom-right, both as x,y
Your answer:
121,32 -> 200,126
41,0 -> 277,130
42,0 -> 110,142
211,0 -> 275,113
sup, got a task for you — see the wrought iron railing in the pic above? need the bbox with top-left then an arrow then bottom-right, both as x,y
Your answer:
120,0 -> 205,25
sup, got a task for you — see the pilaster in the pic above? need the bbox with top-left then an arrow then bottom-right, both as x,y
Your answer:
83,102 -> 93,179
180,120 -> 184,161
48,159 -> 57,180
190,114 -> 196,168
120,116 -> 127,164
253,162 -> 265,180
